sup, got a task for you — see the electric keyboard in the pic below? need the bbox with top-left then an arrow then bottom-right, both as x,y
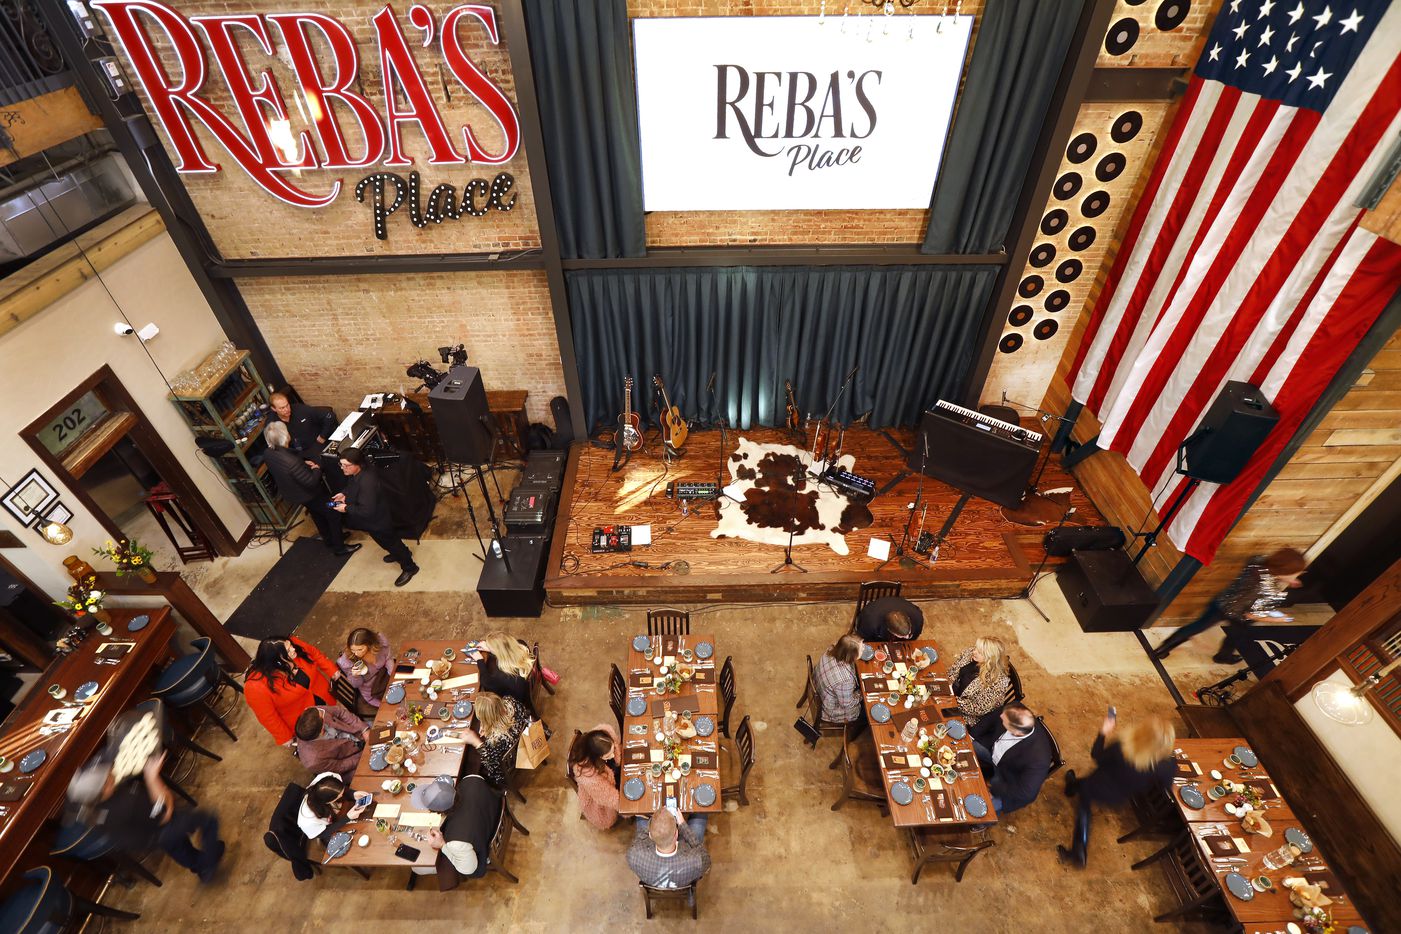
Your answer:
821,466 -> 876,501
933,399 -> 1043,446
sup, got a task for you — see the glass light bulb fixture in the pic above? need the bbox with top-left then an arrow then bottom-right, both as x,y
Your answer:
1311,679 -> 1375,726
37,517 -> 74,546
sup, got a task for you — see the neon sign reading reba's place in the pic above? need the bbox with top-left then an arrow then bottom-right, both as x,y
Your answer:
91,1 -> 522,215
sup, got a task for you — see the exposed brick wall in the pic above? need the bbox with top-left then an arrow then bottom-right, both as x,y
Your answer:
108,0 -> 539,258
236,271 -> 564,424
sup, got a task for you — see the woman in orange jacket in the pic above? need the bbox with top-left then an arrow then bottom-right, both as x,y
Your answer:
244,636 -> 341,747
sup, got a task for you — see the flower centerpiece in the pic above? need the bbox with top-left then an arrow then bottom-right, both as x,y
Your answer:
55,583 -> 110,624
93,538 -> 157,583
1295,906 -> 1334,934
405,703 -> 426,727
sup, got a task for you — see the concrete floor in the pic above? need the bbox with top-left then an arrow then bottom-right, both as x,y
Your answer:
101,493 -> 1244,933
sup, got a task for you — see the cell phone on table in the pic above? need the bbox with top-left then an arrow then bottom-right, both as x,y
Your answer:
394,843 -> 421,862
394,663 -> 415,674
1107,705 -> 1117,720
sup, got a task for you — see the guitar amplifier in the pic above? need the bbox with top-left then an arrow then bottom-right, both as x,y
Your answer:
522,450 -> 566,491
592,525 -> 632,553
504,485 -> 554,530
1055,548 -> 1161,632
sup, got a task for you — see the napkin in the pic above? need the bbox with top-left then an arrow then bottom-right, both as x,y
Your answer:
1240,811 -> 1273,837
398,811 -> 443,828
439,674 -> 477,689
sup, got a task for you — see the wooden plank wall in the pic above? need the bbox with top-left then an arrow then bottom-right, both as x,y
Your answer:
1044,327 -> 1401,624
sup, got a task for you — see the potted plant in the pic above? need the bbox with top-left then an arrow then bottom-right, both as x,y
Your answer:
93,538 -> 157,584
55,583 -> 110,625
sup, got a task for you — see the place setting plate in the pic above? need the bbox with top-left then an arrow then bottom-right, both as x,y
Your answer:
919,646 -> 938,664
369,748 -> 388,771
626,696 -> 648,717
1232,745 -> 1259,768
384,683 -> 406,704
859,644 -> 875,662
325,831 -> 353,860
963,793 -> 989,818
19,750 -> 47,774
1178,785 -> 1206,810
890,781 -> 913,806
1223,871 -> 1254,901
693,716 -> 715,737
73,681 -> 100,703
452,699 -> 473,720
623,777 -> 646,801
632,635 -> 650,653
870,703 -> 891,724
127,614 -> 150,633
945,719 -> 967,740
692,783 -> 717,807
694,642 -> 714,660
1284,827 -> 1312,853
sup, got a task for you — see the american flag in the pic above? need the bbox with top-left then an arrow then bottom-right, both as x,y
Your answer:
1069,0 -> 1401,564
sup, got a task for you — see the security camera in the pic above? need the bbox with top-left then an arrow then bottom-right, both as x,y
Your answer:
113,322 -> 135,336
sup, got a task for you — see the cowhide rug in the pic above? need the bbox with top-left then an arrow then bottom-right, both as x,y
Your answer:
711,437 -> 874,556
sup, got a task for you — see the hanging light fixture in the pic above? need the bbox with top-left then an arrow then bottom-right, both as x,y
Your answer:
34,506 -> 75,546
1310,659 -> 1401,726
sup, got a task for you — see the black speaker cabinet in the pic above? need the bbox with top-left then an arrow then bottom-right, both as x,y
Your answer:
428,365 -> 492,464
476,534 -> 549,618
1184,381 -> 1279,484
1055,548 -> 1160,632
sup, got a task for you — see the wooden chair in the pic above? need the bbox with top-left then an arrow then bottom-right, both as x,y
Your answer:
1003,663 -> 1025,707
609,664 -> 627,736
795,655 -> 848,750
718,656 -> 737,738
1131,829 -> 1232,925
527,640 -> 553,717
646,608 -> 690,637
831,725 -> 887,813
850,580 -> 902,632
1037,715 -> 1065,778
640,880 -> 699,919
1117,787 -> 1183,843
906,826 -> 995,884
484,797 -> 530,884
502,740 -> 528,804
720,715 -> 755,806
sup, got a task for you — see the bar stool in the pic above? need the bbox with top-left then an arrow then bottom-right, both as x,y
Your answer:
152,637 -> 241,744
50,821 -> 163,888
0,865 -> 139,932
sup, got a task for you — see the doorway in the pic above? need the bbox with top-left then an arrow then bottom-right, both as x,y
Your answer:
21,365 -> 242,560
1305,470 -> 1401,610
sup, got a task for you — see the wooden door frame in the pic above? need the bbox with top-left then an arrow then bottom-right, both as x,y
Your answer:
20,364 -> 244,556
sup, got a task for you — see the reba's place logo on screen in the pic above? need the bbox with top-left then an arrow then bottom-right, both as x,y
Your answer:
714,65 -> 880,176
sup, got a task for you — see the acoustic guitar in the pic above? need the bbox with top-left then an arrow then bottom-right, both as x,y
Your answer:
617,376 -> 643,452
654,375 -> 688,450
784,380 -> 801,432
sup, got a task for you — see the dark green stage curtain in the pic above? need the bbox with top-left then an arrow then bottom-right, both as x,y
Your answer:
521,0 -> 645,258
922,0 -> 1086,254
568,266 -> 998,432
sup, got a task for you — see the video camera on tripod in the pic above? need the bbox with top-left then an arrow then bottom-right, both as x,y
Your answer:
405,343 -> 470,391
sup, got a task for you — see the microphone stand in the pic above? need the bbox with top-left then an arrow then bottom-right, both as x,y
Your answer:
879,432 -> 932,571
811,365 -> 859,483
771,458 -> 808,574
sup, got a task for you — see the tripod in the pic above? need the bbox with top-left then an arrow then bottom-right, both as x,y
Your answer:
771,458 -> 809,574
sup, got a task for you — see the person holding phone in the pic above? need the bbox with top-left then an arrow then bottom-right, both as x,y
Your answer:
1057,712 -> 1175,868
263,420 -> 359,556
1152,548 -> 1306,662
296,772 -> 369,842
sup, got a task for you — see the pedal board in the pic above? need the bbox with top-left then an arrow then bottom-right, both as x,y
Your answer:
591,525 -> 632,554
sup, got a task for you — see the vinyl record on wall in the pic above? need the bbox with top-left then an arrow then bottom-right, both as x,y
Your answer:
1054,172 -> 1084,200
1041,209 -> 1069,236
1045,289 -> 1071,313
1055,259 -> 1083,283
1155,0 -> 1190,31
1034,319 -> 1060,341
1029,242 -> 1057,267
1081,190 -> 1111,218
1066,133 -> 1097,164
1111,111 -> 1143,144
999,333 -> 1024,354
1096,152 -> 1127,182
1068,226 -> 1097,251
1018,275 -> 1045,299
1104,17 -> 1140,55
1008,305 -> 1034,327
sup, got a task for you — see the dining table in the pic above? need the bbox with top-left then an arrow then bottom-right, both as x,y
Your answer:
1171,738 -> 1370,934
324,638 -> 481,871
853,639 -> 997,829
0,608 -> 176,884
618,632 -> 724,817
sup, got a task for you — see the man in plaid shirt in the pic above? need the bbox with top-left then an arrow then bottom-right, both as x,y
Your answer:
626,807 -> 710,889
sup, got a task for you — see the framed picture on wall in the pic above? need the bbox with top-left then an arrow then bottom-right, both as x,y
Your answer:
2,469 -> 59,528
45,502 -> 73,527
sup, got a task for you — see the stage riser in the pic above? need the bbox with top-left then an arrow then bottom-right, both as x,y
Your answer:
547,577 -> 1025,607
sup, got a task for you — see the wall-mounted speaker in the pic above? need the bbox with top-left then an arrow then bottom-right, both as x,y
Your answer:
1183,381 -> 1279,484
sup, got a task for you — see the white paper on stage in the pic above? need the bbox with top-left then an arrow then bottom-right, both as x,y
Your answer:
866,538 -> 891,561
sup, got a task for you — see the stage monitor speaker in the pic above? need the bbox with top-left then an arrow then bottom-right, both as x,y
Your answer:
428,365 -> 491,464
1183,381 -> 1279,484
476,534 -> 549,618
1043,525 -> 1125,557
1055,548 -> 1160,632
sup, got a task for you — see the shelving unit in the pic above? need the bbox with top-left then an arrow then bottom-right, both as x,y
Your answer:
168,349 -> 301,534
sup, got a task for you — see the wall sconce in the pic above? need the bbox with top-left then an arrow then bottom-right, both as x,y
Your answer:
1311,659 -> 1401,726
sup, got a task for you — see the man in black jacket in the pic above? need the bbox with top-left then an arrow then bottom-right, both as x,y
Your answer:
271,391 -> 345,493
334,448 -> 418,586
426,774 -> 502,889
264,421 -> 359,556
855,596 -> 924,642
970,703 -> 1054,815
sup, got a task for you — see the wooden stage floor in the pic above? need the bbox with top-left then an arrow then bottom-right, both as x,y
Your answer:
544,427 -> 1106,606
